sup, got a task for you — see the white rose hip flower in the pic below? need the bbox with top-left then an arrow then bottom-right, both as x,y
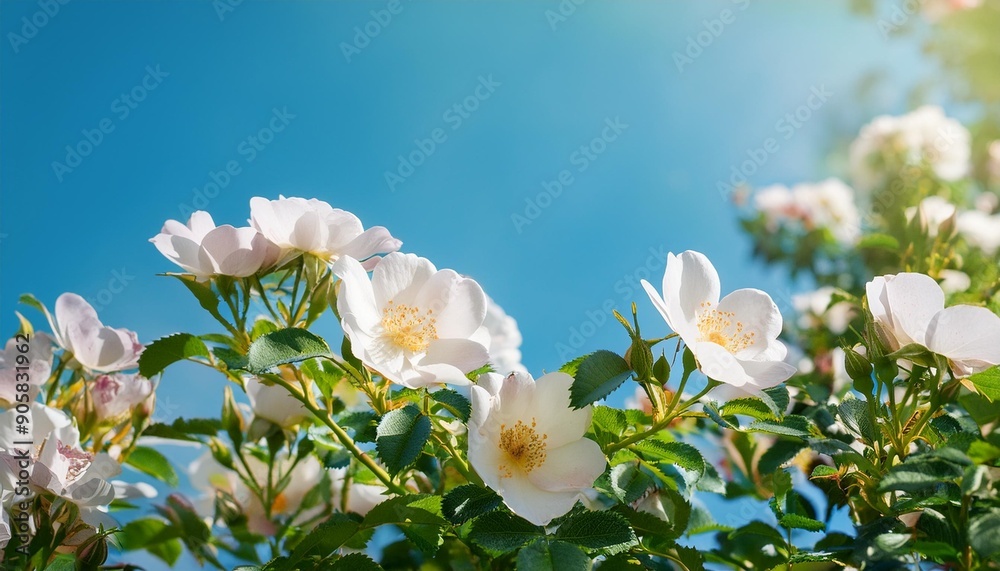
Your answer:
0,332 -> 53,405
150,211 -> 280,279
483,296 -> 527,376
333,252 -> 490,388
468,372 -> 607,526
250,196 -> 401,269
849,105 -> 971,192
246,376 -> 310,428
90,373 -> 153,423
957,210 -> 1000,255
45,294 -> 143,373
0,404 -> 120,509
641,250 -> 796,398
867,272 -> 1000,376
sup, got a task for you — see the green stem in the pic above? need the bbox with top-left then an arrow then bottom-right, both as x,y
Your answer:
270,376 -> 406,495
607,380 -> 718,454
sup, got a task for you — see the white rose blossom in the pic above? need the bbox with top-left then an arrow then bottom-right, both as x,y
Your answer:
45,294 -> 143,373
905,196 -> 957,237
333,252 -> 490,388
753,179 -> 861,244
483,296 -> 527,376
468,372 -> 607,526
246,376 -> 310,428
793,286 -> 855,335
957,209 -> 1000,255
849,105 -> 971,193
90,373 -> 153,423
189,449 -> 325,536
0,332 -> 53,406
0,404 -> 120,522
150,211 -> 280,278
250,196 -> 401,269
867,272 -> 1000,376
641,251 -> 796,400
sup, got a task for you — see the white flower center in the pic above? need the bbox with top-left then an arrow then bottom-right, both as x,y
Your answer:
696,302 -> 757,353
498,419 -> 547,477
381,300 -> 438,352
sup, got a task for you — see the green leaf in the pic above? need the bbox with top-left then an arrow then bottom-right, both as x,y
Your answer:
442,485 -> 502,525
340,411 -> 379,443
758,440 -> 807,474
146,538 -> 183,566
968,365 -> 1000,401
730,520 -> 787,546
246,328 -> 333,374
837,396 -> 878,443
858,233 -> 900,251
720,398 -> 776,421
560,354 -> 590,377
570,350 -> 633,409
633,440 -> 705,474
747,416 -> 812,439
516,539 -> 592,571
469,511 -> 543,554
138,333 -> 210,378
125,446 -> 179,487
430,389 -> 472,422
362,495 -> 448,555
778,514 -> 825,532
969,510 -> 1000,559
284,513 -> 360,568
609,463 -> 654,504
592,406 -> 628,448
213,346 -> 249,371
555,511 -> 638,555
117,517 -> 179,551
331,553 -> 384,571
141,418 -> 221,442
376,404 -> 431,474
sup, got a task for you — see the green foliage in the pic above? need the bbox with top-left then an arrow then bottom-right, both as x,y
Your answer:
138,333 -> 210,377
375,404 -> 431,474
246,328 -> 333,374
570,350 -> 633,409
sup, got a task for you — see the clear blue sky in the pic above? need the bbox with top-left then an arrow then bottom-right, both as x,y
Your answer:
1,1 -> 932,568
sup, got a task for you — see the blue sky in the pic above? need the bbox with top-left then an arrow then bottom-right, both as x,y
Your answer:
1,0 -> 935,568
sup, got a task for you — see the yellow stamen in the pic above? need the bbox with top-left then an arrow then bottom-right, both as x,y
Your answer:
498,419 -> 548,477
696,302 -> 757,353
382,300 -> 438,352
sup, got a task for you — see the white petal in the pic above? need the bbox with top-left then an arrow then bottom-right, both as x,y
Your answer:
187,211 -> 217,239
422,339 -> 489,374
530,372 -> 592,448
527,438 -> 605,492
641,279 -> 676,333
338,226 -> 402,262
414,270 -> 487,339
332,256 -> 382,334
736,358 -> 797,390
54,293 -> 101,351
692,342 -> 751,387
495,472 -> 582,526
201,226 -> 266,277
886,273 -> 945,346
372,253 -> 436,308
926,305 -> 1000,373
716,288 -> 783,358
662,251 -> 721,340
